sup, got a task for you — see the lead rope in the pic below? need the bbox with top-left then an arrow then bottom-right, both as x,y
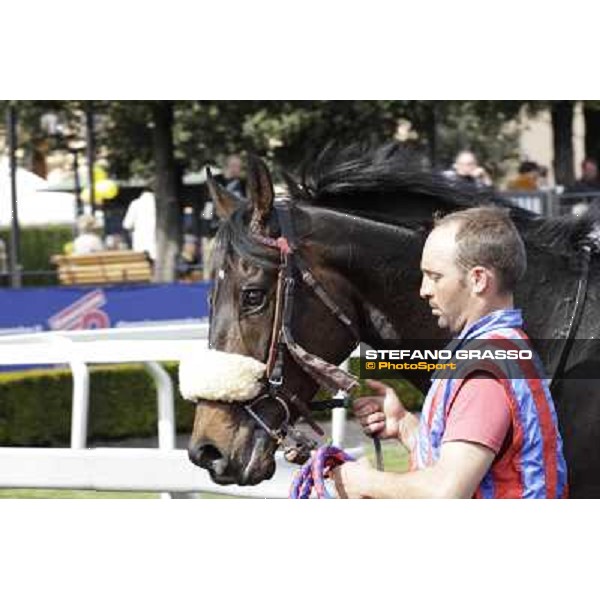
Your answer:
289,439 -> 384,499
290,446 -> 356,499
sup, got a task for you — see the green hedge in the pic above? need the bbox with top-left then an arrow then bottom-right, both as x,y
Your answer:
0,363 -> 195,446
0,359 -> 423,447
0,225 -> 73,287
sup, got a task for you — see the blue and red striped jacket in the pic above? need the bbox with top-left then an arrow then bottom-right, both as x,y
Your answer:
412,309 -> 568,499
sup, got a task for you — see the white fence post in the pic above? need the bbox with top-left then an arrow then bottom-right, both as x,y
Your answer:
69,359 -> 90,449
144,361 -> 177,499
331,357 -> 351,447
144,362 -> 176,451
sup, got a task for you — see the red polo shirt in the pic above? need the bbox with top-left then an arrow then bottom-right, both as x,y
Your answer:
442,373 -> 512,454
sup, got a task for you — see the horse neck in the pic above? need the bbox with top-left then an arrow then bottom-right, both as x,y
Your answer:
301,206 -> 442,347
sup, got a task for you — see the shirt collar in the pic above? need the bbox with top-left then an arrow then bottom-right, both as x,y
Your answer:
458,308 -> 523,341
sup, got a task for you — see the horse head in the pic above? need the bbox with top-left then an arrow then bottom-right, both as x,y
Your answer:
186,156 -> 360,485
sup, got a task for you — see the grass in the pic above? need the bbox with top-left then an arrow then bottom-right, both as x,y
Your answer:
364,442 -> 410,473
0,489 -> 159,499
0,489 -> 246,499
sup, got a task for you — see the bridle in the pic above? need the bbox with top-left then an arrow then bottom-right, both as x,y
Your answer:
550,237 -> 596,390
213,198 -> 360,462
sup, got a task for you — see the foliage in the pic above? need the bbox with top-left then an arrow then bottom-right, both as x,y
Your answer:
8,99 -> 595,183
0,363 -> 195,446
432,101 -> 525,177
5,99 -> 548,190
0,225 -> 72,286
97,101 -> 155,179
100,101 -> 416,176
97,100 -> 528,178
7,99 -> 592,278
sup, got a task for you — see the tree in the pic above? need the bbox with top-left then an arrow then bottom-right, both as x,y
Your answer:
583,101 -> 600,168
151,101 -> 180,282
3,100 -> 562,283
550,101 -> 576,186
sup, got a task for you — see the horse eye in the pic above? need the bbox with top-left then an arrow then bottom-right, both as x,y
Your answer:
241,288 -> 265,308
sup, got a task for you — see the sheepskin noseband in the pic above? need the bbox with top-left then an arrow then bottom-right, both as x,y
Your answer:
179,349 -> 266,402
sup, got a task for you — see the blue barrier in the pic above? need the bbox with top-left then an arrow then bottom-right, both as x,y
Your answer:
0,282 -> 211,335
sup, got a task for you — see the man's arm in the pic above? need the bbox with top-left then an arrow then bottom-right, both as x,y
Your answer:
333,440 -> 495,499
397,411 -> 420,451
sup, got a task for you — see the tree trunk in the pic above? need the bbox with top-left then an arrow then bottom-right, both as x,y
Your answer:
551,101 -> 575,186
423,102 -> 438,168
584,103 -> 600,166
152,101 -> 180,282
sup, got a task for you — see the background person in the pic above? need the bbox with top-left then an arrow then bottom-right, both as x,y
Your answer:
569,157 -> 600,194
222,154 -> 245,199
507,160 -> 541,191
176,234 -> 202,282
566,158 -> 600,215
442,150 -> 493,189
72,214 -> 104,255
122,186 -> 157,261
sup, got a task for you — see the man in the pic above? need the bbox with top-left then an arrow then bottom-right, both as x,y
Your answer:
72,214 -> 104,255
569,158 -> 600,194
565,158 -> 600,216
443,150 -> 492,189
122,186 -> 157,261
332,207 -> 567,499
223,154 -> 245,199
507,161 -> 541,191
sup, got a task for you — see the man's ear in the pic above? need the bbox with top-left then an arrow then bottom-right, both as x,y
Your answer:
247,154 -> 274,233
470,266 -> 492,294
206,167 -> 240,220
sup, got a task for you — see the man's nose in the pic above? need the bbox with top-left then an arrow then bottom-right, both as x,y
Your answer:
420,278 -> 430,299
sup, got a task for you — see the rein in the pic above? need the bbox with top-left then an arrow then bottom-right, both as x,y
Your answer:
550,241 -> 594,390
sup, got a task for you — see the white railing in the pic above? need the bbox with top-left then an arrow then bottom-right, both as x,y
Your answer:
0,324 -> 360,498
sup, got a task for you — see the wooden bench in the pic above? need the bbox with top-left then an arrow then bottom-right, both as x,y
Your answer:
51,251 -> 153,285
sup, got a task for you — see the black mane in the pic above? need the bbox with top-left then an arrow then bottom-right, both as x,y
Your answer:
295,142 -> 511,212
288,141 -> 599,257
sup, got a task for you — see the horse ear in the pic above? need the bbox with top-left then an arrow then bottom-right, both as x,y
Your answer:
247,154 -> 274,232
206,167 -> 239,220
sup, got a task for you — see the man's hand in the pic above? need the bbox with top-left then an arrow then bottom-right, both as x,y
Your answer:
473,166 -> 492,186
353,379 -> 407,440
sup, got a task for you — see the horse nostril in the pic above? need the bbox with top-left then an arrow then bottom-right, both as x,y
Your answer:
188,442 -> 228,474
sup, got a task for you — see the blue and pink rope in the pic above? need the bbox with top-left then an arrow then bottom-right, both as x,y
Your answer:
289,445 -> 355,499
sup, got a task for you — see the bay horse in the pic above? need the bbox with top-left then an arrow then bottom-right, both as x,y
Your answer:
188,143 -> 600,497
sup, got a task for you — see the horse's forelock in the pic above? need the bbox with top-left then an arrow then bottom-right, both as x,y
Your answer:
216,207 -> 281,270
